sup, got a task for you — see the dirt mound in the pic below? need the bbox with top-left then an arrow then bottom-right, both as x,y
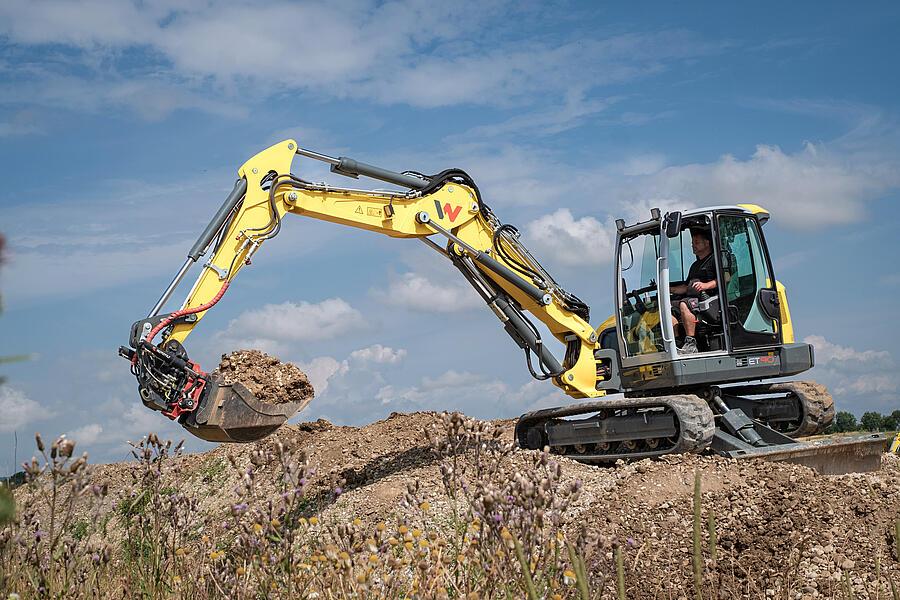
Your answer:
214,349 -> 314,405
15,410 -> 898,598
199,415 -> 898,597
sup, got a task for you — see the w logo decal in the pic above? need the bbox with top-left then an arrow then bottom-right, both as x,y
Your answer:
434,200 -> 463,222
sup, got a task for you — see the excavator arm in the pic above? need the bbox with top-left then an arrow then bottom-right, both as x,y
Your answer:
121,139 -> 607,442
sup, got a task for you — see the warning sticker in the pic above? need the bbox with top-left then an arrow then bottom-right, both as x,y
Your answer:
354,206 -> 364,214
367,207 -> 383,217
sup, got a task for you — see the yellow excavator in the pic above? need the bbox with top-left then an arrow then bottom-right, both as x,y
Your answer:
119,140 -> 888,474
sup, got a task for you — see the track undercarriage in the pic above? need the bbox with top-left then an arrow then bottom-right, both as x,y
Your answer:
515,380 -> 888,474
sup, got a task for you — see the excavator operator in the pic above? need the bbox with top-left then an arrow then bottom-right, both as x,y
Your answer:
670,228 -> 717,354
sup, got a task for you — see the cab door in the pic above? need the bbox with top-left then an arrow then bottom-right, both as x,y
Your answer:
615,228 -> 671,366
715,214 -> 781,349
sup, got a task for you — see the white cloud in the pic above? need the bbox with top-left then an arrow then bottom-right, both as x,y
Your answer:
638,143 -> 899,229
458,90 -> 619,139
0,386 -> 52,432
838,375 -> 897,395
218,298 -> 366,349
803,335 -> 898,414
0,2 -> 723,117
68,423 -> 103,445
373,272 -> 482,313
294,356 -> 348,397
349,344 -> 407,365
804,335 -> 892,367
525,209 -> 616,266
373,369 -> 571,418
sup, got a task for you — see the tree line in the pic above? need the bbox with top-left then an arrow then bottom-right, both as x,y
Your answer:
826,409 -> 900,433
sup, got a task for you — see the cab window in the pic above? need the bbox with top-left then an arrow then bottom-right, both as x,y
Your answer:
619,232 -> 664,357
717,215 -> 775,336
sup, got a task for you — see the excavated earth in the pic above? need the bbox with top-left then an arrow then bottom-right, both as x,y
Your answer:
214,349 -> 314,405
18,353 -> 900,598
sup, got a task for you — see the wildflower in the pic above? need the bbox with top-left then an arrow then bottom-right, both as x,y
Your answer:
309,516 -> 319,525
352,517 -> 362,527
376,522 -> 386,532
236,566 -> 246,576
209,550 -> 225,560
563,570 -> 577,586
412,528 -> 422,539
419,501 -> 431,511
299,517 -> 308,527
173,576 -> 182,584
398,525 -> 409,535
270,518 -> 281,528
59,438 -> 75,458
419,539 -> 429,549
369,553 -> 379,564
253,523 -> 263,534
404,541 -> 414,551
388,537 -> 399,546
175,547 -> 186,557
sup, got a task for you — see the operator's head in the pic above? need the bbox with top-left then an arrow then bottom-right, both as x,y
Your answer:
690,228 -> 712,257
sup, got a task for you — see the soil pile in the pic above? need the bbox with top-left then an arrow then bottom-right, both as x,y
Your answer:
214,349 -> 314,405
60,409 -> 898,597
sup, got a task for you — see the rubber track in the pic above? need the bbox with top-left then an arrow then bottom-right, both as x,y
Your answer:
515,394 -> 715,464
752,380 -> 835,438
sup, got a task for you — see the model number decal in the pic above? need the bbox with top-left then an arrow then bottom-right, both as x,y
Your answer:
736,355 -> 778,367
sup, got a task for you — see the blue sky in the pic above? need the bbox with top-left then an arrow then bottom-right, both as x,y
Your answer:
1,1 -> 899,470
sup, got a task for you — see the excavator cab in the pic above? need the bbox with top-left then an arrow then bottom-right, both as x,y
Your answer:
608,205 -> 809,392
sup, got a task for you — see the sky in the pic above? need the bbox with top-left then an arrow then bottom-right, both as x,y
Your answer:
1,0 -> 899,471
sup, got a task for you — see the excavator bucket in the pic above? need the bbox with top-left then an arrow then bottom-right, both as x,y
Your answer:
181,378 -> 311,443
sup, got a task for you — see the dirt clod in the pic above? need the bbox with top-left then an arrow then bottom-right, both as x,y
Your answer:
214,349 -> 314,405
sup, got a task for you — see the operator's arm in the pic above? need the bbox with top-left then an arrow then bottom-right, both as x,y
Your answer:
690,279 -> 716,293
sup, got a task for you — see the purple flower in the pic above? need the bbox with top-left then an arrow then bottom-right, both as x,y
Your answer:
334,487 -> 343,497
34,530 -> 46,542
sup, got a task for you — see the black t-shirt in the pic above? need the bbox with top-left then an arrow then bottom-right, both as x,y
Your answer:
687,253 -> 716,284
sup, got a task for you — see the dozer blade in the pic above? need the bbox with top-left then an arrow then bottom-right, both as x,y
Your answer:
181,378 -> 310,443
713,431 -> 889,475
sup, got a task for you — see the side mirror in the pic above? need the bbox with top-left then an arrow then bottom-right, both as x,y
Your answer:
664,211 -> 682,238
